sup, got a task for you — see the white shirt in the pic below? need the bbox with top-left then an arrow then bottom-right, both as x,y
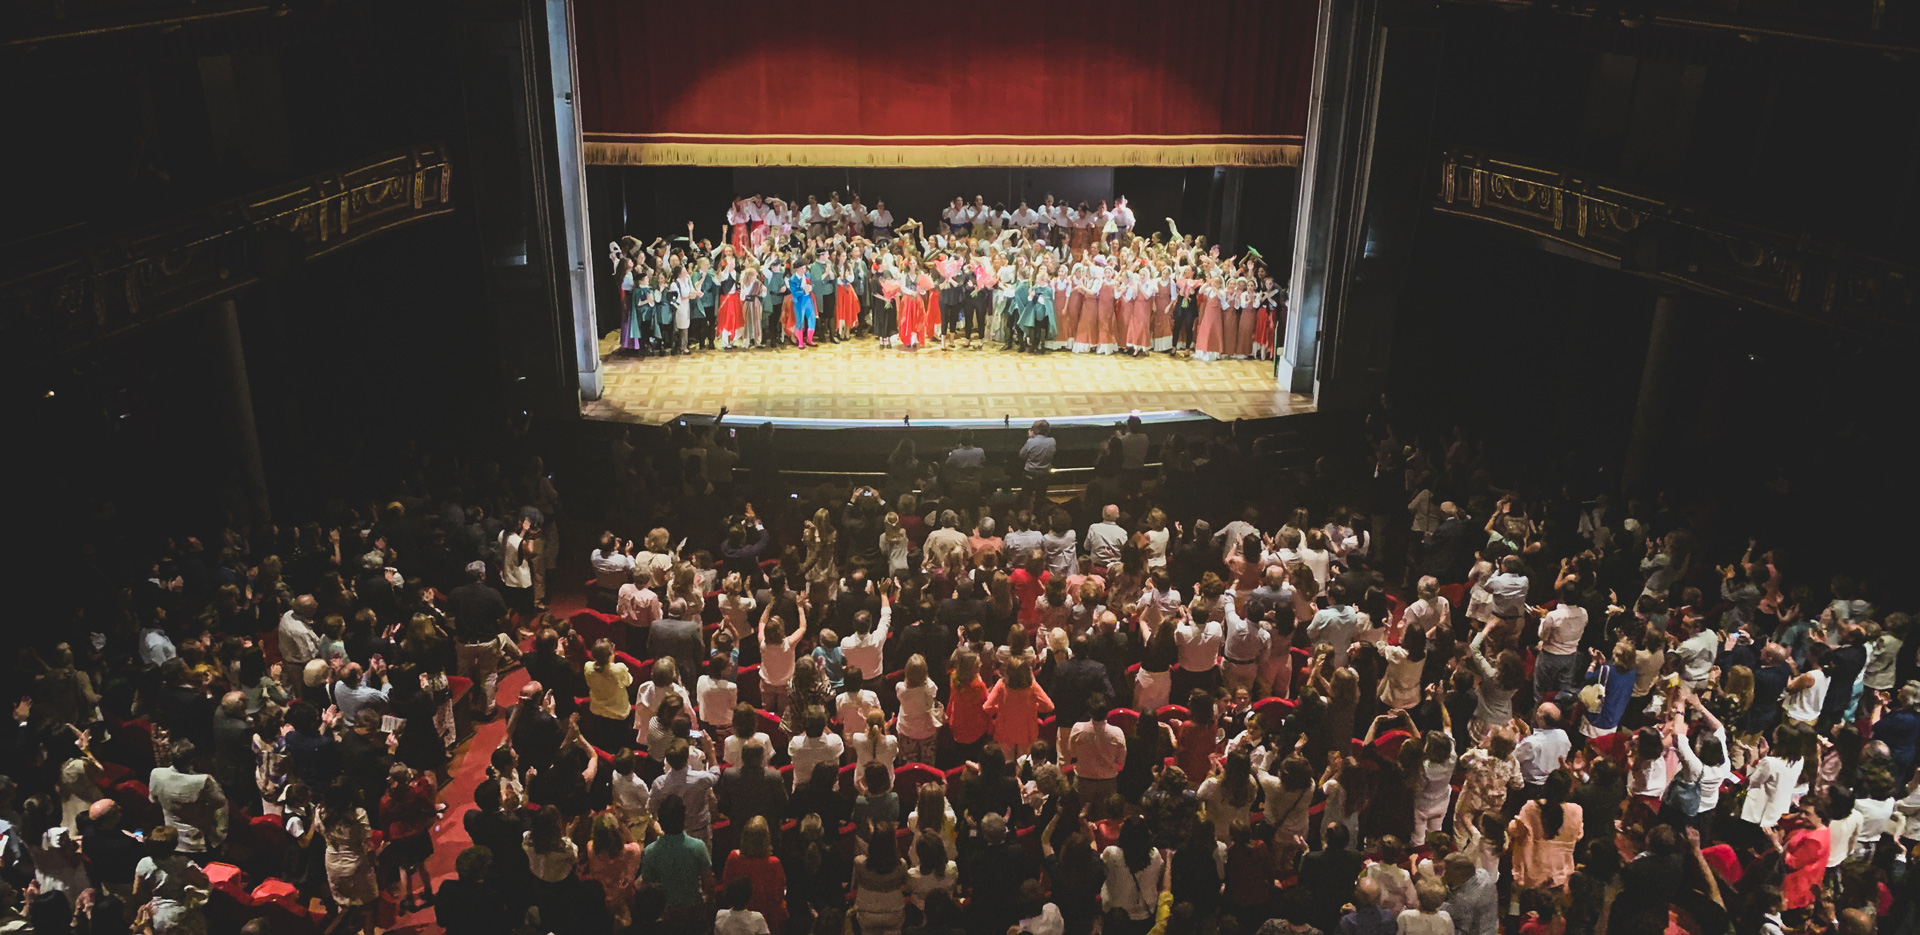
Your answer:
835,690 -> 883,739
591,549 -> 636,590
715,909 -> 771,935
869,208 -> 893,228
501,531 -> 532,588
841,610 -> 891,683
788,733 -> 845,787
697,675 -> 738,728
849,730 -> 901,775
1009,208 -> 1040,229
1739,755 -> 1804,828
1174,617 -> 1224,672
1784,670 -> 1829,723
1099,846 -> 1165,921
1085,522 -> 1128,566
613,770 -> 651,817
897,681 -> 940,740
276,612 -> 321,668
723,731 -> 772,768
1538,605 -> 1588,656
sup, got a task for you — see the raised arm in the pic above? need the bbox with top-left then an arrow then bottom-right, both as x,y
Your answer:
787,600 -> 809,649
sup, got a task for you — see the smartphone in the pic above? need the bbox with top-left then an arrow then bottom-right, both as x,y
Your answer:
729,428 -> 737,438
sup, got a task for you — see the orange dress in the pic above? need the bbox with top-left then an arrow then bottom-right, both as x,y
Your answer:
1094,281 -> 1119,352
1194,289 -> 1226,360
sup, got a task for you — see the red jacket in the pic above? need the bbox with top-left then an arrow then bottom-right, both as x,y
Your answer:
1782,824 -> 1830,909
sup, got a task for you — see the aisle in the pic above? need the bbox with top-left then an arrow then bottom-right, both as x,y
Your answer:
389,666 -> 528,934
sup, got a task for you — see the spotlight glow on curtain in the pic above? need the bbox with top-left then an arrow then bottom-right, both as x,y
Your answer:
574,0 -> 1316,168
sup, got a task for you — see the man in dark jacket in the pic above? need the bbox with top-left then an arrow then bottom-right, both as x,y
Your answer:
717,738 -> 787,829
1052,635 -> 1116,731
460,782 -> 533,917
648,599 -> 706,692
1421,503 -> 1476,584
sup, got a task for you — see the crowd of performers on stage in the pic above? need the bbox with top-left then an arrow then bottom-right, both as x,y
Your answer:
608,191 -> 1286,361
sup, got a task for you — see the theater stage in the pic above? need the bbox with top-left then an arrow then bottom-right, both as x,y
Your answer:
584,334 -> 1313,425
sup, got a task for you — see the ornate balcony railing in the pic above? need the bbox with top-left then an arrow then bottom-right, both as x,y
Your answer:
1434,149 -> 1918,336
2,144 -> 453,356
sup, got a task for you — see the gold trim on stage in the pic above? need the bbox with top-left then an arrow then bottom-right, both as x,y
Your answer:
583,141 -> 1303,168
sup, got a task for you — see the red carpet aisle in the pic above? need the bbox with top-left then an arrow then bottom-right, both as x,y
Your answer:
388,665 -> 527,935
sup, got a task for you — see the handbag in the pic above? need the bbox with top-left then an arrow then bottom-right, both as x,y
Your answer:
1664,771 -> 1703,815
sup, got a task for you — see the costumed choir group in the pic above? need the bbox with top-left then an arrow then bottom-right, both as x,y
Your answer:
610,191 -> 1285,361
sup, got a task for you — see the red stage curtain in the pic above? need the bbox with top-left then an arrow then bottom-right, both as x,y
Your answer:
575,0 -> 1316,167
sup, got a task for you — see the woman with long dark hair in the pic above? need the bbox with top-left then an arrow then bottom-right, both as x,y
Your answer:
1510,768 -> 1583,893
1100,817 -> 1167,935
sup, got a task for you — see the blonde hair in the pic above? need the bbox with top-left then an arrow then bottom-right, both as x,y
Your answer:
740,815 -> 773,859
1047,627 -> 1070,656
905,654 -> 929,688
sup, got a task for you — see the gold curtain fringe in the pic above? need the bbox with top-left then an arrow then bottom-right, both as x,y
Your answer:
583,141 -> 1302,168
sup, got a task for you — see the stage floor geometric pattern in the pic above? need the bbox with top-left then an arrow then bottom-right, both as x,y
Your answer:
586,333 -> 1314,425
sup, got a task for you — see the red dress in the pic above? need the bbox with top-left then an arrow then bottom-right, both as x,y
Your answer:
899,292 -> 927,347
925,288 -> 942,337
836,284 -> 860,330
1123,289 -> 1151,350
1056,283 -> 1083,346
1094,282 -> 1119,351
1194,290 -> 1226,359
716,291 -> 746,345
1253,303 -> 1275,358
1149,283 -> 1173,350
1072,286 -> 1100,350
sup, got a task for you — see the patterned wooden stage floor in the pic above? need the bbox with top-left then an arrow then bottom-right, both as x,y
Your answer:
585,334 -> 1314,424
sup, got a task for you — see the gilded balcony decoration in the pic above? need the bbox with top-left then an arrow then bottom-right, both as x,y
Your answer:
1434,149 -> 1917,336
2,145 -> 453,356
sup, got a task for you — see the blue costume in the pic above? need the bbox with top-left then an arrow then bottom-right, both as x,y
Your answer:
788,270 -> 817,346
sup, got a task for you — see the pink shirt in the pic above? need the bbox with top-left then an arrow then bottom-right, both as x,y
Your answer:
1069,720 -> 1127,780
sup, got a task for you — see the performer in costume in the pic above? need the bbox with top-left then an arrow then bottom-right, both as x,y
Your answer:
806,251 -> 836,343
715,260 -> 746,349
968,254 -> 997,350
868,201 -> 894,242
1093,263 -> 1119,355
1049,265 -> 1073,351
648,271 -> 674,356
738,262 -> 765,348
762,259 -> 789,349
787,261 -> 817,347
845,194 -> 867,240
1060,265 -> 1087,352
835,255 -> 860,340
1193,276 -> 1226,362
1233,280 -> 1258,359
899,268 -> 929,351
747,196 -> 769,251
670,263 -> 695,356
727,198 -> 753,253
991,256 -> 1016,350
620,271 -> 652,353
691,255 -> 719,351
935,251 -> 964,350
1148,265 -> 1174,353
875,265 -> 900,348
1028,270 -> 1057,353
1122,270 -> 1151,356
1172,268 -> 1200,355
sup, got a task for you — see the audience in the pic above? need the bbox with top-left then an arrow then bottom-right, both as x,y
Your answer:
6,414 -> 1895,935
